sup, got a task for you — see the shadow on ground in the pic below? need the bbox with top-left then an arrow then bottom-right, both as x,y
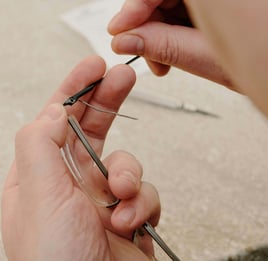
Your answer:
219,245 -> 268,261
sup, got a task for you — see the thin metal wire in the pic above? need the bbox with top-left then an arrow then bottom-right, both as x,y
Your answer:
78,100 -> 138,120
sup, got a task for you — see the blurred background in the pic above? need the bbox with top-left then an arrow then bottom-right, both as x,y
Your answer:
1,1 -> 268,260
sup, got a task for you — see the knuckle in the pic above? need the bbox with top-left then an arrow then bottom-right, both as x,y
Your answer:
108,150 -> 143,181
159,36 -> 181,66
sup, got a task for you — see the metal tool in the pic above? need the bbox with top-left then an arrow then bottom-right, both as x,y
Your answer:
63,56 -> 140,106
130,88 -> 219,118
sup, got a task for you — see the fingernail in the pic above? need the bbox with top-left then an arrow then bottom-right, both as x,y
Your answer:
41,103 -> 64,121
116,34 -> 144,54
117,207 -> 136,225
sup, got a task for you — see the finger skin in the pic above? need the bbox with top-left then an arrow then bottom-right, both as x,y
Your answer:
186,0 -> 268,115
99,152 -> 160,240
79,64 -> 136,141
14,104 -> 78,223
107,231 -> 152,261
111,182 -> 161,233
105,150 -> 143,200
108,0 -> 190,34
111,22 -> 232,87
3,59 -> 157,260
4,104 -> 111,261
109,0 -> 234,89
15,104 -> 68,186
108,0 -> 164,35
41,56 -> 136,157
38,56 -> 107,122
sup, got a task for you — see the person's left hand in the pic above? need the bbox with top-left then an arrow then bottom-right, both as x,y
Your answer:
2,56 -> 160,260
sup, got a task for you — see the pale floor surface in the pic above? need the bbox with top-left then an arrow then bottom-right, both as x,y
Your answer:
1,1 -> 268,260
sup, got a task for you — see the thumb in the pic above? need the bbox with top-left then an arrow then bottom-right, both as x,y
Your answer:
111,21 -> 197,73
111,21 -> 230,85
16,103 -> 68,188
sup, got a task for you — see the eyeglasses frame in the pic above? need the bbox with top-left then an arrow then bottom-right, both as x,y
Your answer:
62,56 -> 181,261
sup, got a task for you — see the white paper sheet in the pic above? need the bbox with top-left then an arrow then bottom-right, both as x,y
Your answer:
61,0 -> 148,75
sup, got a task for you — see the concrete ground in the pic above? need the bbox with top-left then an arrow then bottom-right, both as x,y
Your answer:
1,1 -> 268,260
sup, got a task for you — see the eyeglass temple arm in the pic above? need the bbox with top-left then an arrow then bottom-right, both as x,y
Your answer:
143,222 -> 181,261
67,116 -> 181,261
63,56 -> 140,106
63,79 -> 102,106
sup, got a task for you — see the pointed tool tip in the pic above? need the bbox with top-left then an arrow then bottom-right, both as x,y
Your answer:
63,97 -> 76,106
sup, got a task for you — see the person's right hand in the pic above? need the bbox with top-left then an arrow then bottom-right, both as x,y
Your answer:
108,0 -> 234,89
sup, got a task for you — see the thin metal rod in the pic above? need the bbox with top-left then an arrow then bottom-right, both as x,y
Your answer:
143,222 -> 181,261
63,56 -> 140,106
125,55 -> 140,65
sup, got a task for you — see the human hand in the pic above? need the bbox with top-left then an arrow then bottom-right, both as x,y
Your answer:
108,0 -> 233,89
2,56 -> 160,260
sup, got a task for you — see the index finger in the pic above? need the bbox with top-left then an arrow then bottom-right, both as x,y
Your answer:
108,0 -> 164,35
37,55 -> 107,122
